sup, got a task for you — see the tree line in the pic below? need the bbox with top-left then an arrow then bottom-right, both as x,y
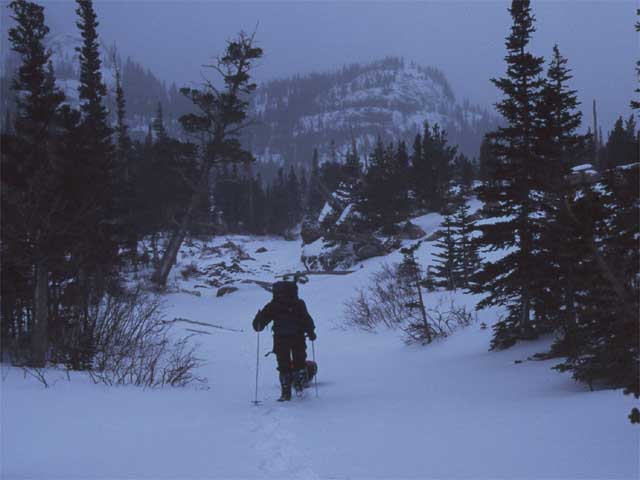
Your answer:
0,0 -> 261,369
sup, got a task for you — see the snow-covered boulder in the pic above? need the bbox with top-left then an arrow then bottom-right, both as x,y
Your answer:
301,239 -> 356,271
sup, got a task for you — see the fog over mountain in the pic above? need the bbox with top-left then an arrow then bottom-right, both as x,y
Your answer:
1,0 -> 636,135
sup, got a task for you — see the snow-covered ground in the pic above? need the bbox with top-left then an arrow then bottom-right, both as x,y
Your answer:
2,225 -> 638,479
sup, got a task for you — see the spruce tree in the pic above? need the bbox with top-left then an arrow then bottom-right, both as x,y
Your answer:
74,0 -> 116,322
5,0 -> 66,366
412,123 -> 433,209
632,10 -> 640,111
453,199 -> 480,289
474,0 -> 546,349
603,116 -> 637,169
534,45 -> 587,341
152,101 -> 169,144
555,166 -> 639,398
432,209 -> 458,291
426,124 -> 456,212
478,135 -> 498,185
286,165 -> 302,228
306,148 -> 325,215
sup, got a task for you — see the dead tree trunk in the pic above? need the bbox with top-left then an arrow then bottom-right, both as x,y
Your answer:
153,165 -> 210,286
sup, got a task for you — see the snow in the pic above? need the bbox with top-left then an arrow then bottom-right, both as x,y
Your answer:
335,203 -> 354,225
572,163 -> 594,172
2,229 -> 638,479
317,201 -> 334,224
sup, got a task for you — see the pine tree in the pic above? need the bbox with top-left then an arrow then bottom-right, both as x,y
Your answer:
357,137 -> 403,230
603,116 -> 637,169
286,165 -> 302,228
410,132 -> 423,206
76,0 -> 110,148
393,140 -> 411,216
432,209 -> 458,291
632,9 -> 640,111
5,0 -> 66,366
555,166 -> 639,398
74,0 -> 116,319
306,148 -> 325,215
474,0 -> 546,349
453,199 -> 480,289
478,135 -> 498,185
154,32 -> 262,285
152,101 -> 169,144
427,124 -> 457,212
412,123 -> 433,209
534,44 -> 588,341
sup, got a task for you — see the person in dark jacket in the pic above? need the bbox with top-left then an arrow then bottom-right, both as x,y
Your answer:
252,281 -> 316,401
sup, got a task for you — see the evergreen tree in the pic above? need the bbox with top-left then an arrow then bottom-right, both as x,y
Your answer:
74,0 -> 116,316
602,116 -> 637,169
4,0 -> 66,366
306,148 -> 325,215
152,101 -> 169,144
336,140 -> 362,204
453,199 -> 480,289
432,209 -> 458,290
426,124 -> 457,211
413,122 -> 456,211
154,31 -> 262,285
478,135 -> 498,185
555,166 -> 639,398
632,10 -> 640,111
393,140 -> 411,216
534,44 -> 588,340
474,0 -> 546,349
410,132 -> 423,206
412,123 -> 433,209
286,165 -> 302,228
357,137 -> 396,230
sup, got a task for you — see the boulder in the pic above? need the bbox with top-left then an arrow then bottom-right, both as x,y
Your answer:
301,220 -> 323,245
301,240 -> 356,271
355,240 -> 385,260
255,247 -> 268,253
399,221 -> 426,240
216,286 -> 238,297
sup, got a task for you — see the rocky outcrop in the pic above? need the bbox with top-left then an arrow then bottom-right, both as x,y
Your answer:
300,220 -> 323,245
398,221 -> 426,240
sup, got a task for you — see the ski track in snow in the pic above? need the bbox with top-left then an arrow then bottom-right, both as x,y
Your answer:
2,228 -> 638,479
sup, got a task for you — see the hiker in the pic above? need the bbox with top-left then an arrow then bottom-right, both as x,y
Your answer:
252,281 -> 317,401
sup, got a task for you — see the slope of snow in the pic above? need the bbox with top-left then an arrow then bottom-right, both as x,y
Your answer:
2,230 -> 638,479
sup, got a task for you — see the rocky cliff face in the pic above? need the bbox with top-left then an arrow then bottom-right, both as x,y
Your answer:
244,57 -> 499,171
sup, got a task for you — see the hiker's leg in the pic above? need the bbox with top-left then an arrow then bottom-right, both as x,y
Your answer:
273,335 -> 292,373
291,334 -> 307,371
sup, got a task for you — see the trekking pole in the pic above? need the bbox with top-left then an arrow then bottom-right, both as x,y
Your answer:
251,331 -> 261,405
312,340 -> 318,398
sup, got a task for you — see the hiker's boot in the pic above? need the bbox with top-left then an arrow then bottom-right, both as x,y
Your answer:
293,368 -> 307,393
278,372 -> 292,402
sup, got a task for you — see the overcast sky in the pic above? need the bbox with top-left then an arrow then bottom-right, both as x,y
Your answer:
2,0 -> 637,132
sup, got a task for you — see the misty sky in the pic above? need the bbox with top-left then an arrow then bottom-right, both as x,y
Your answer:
2,0 -> 637,133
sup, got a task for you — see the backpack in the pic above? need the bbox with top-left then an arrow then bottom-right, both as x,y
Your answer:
272,281 -> 298,302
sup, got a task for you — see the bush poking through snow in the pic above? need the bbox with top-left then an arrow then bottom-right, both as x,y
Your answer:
344,263 -> 473,344
87,288 -> 205,387
344,264 -> 412,329
402,298 -> 473,345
